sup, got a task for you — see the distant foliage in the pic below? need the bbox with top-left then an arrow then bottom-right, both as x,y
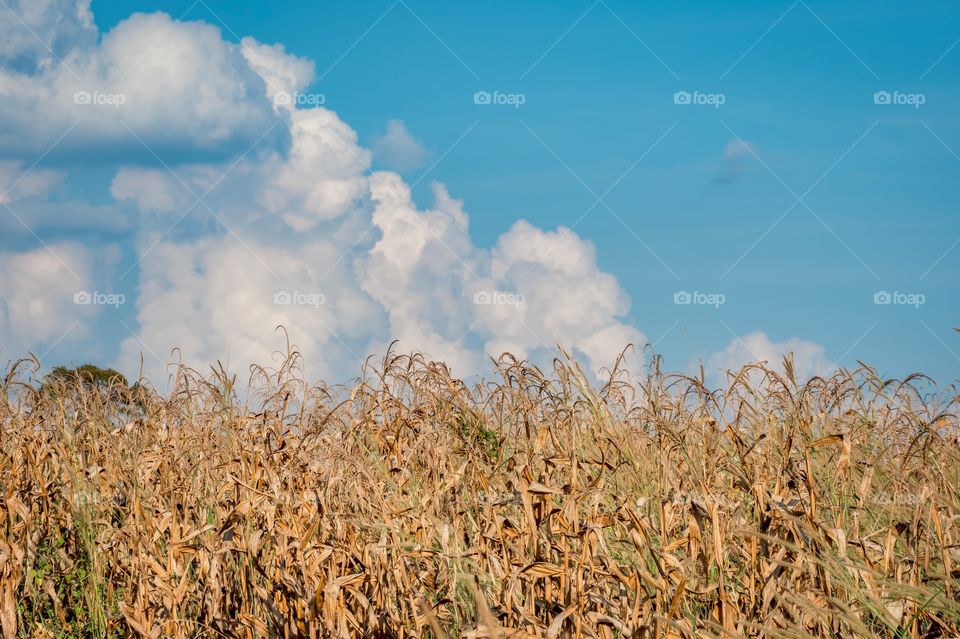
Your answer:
38,363 -> 148,416
44,364 -> 130,391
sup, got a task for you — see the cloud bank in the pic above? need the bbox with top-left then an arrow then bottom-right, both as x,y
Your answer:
0,1 -> 285,162
0,0 -> 830,387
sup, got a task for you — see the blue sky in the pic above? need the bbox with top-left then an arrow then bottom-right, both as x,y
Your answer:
0,0 -> 957,386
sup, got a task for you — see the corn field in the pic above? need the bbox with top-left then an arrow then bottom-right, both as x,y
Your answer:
1,349 -> 958,638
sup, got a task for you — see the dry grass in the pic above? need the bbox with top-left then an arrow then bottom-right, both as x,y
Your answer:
1,347 -> 958,638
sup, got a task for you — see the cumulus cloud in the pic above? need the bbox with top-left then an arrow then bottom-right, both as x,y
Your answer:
361,173 -> 644,377
479,221 -> 645,374
259,108 -> 371,231
118,115 -> 645,382
0,160 -> 127,232
0,160 -> 64,204
0,8 -> 288,162
0,243 -> 97,353
0,0 -> 96,74
361,173 -> 484,374
240,38 -> 315,105
117,234 -> 385,384
1,3 -> 650,384
111,105 -> 371,233
371,120 -> 431,173
705,331 -> 833,387
110,168 -> 179,214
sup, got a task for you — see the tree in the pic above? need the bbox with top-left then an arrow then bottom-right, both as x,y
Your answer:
40,364 -> 146,413
43,364 -> 130,391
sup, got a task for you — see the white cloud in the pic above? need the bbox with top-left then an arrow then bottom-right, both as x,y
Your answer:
0,5 -> 650,384
0,160 -> 128,232
117,233 -> 385,384
0,8 -> 289,161
118,116 -> 645,383
0,0 -> 96,74
371,119 -> 431,173
479,221 -> 645,375
705,331 -> 833,387
259,108 -> 371,231
0,243 -> 97,353
362,174 -> 645,378
240,38 -> 315,107
110,106 -> 371,233
361,173 -> 482,374
110,168 -> 179,213
0,160 -> 64,204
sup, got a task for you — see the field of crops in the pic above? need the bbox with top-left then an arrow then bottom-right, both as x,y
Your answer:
1,350 -> 958,638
